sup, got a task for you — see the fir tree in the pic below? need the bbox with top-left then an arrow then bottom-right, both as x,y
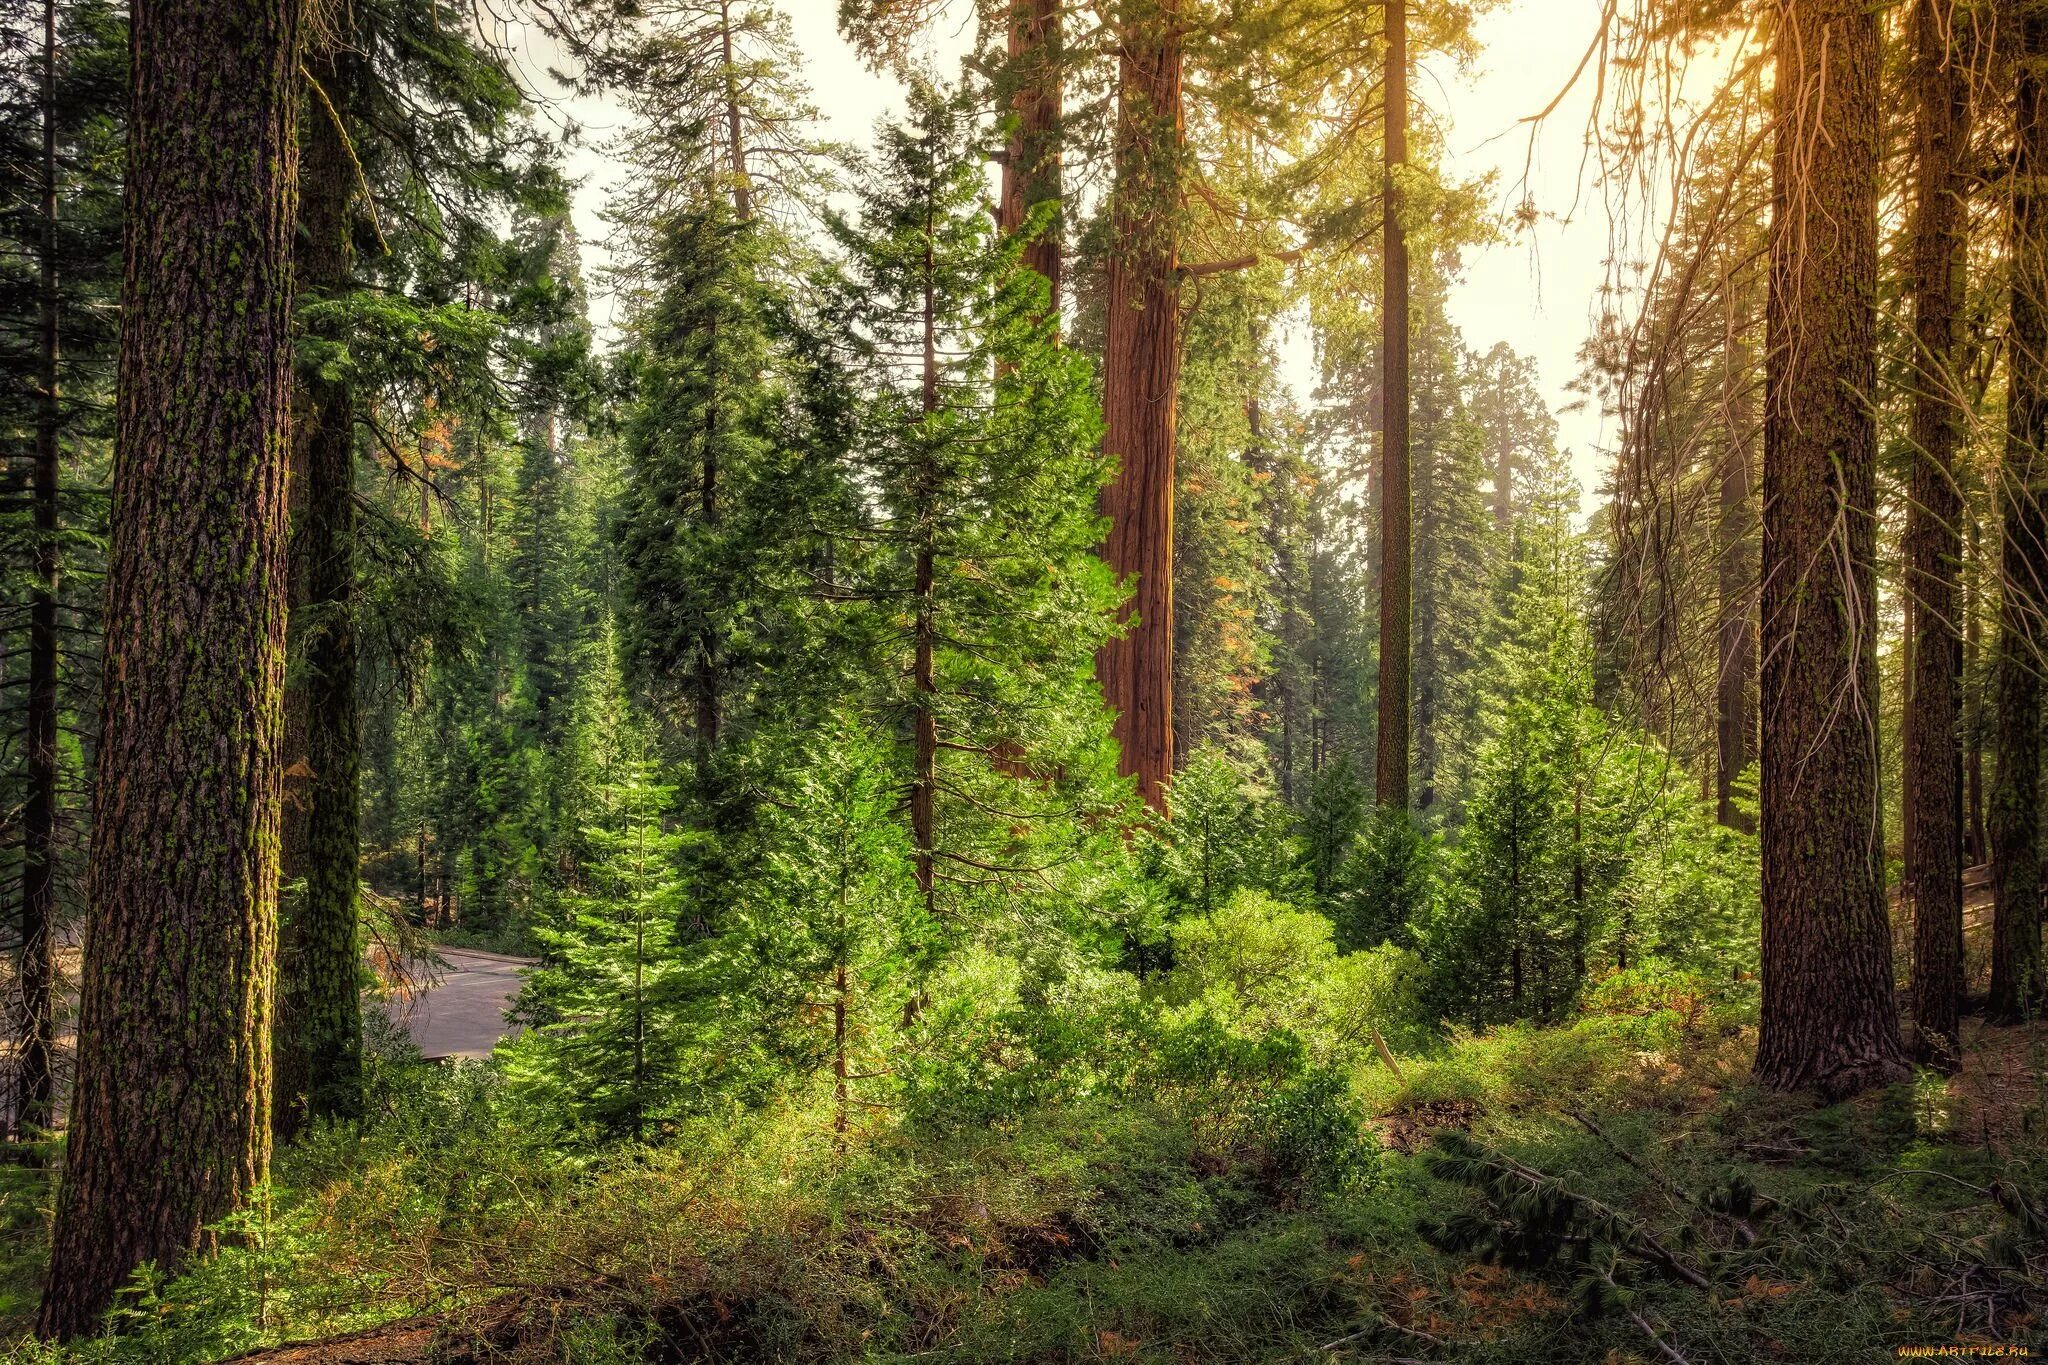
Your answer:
822,83 -> 1126,935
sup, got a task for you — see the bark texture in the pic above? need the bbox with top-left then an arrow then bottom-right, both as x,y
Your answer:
1989,0 -> 2048,1025
999,0 -> 1063,313
1374,0 -> 1411,811
1905,0 -> 1971,1067
38,0 -> 302,1337
276,40 -> 365,1139
1097,0 -> 1182,810
1751,0 -> 1909,1101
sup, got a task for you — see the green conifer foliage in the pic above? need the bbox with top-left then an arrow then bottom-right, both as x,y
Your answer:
821,84 -> 1127,936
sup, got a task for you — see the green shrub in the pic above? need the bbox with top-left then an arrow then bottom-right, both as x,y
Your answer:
1166,888 -> 1427,1064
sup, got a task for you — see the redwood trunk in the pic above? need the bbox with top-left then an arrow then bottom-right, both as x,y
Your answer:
999,0 -> 1063,312
1905,0 -> 1970,1067
1375,0 -> 1411,811
1989,0 -> 2048,1024
276,41 -> 365,1138
1751,0 -> 1908,1100
38,0 -> 301,1336
1097,0 -> 1182,811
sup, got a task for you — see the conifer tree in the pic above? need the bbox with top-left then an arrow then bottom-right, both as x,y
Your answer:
1989,0 -> 2048,1025
1752,0 -> 1908,1097
825,84 -> 1125,927
511,627 -> 692,1141
40,0 -> 304,1335
0,0 -> 121,1154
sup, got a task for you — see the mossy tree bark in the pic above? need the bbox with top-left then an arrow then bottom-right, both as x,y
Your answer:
1989,0 -> 2048,1026
1751,0 -> 1909,1101
1097,0 -> 1182,811
1905,0 -> 1973,1068
37,0 -> 302,1338
275,38 -> 365,1139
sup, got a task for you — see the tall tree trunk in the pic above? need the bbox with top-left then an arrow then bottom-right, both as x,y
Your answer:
697,325 -> 722,770
1491,366 -> 1512,534
14,0 -> 61,1155
1966,516 -> 1989,864
1097,0 -> 1182,811
1375,0 -> 1411,811
1247,397 -> 1299,803
1714,332 -> 1757,833
913,205 -> 939,914
1905,0 -> 1971,1069
1751,0 -> 1909,1101
1989,0 -> 2048,1025
38,0 -> 303,1338
720,0 -> 752,223
999,0 -> 1063,313
695,0 -> 752,770
275,42 -> 365,1140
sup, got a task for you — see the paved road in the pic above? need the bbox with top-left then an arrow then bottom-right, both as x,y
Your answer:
379,947 -> 532,1060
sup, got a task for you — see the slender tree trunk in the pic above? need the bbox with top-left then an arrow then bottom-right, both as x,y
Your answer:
1491,363 -> 1514,534
832,956 -> 849,1150
913,209 -> 939,914
39,0 -> 303,1337
1989,0 -> 2048,1024
14,0 -> 61,1155
1751,0 -> 1909,1101
1375,0 -> 1411,811
631,802 -> 647,1142
697,324 -> 721,770
1714,336 -> 1757,833
1097,0 -> 1182,810
693,0 -> 753,771
1906,0 -> 1971,1068
999,0 -> 1063,313
720,0 -> 752,223
275,41 -> 365,1140
1966,517 -> 1989,864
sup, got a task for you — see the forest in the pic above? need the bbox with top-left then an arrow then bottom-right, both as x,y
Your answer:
0,0 -> 2044,1359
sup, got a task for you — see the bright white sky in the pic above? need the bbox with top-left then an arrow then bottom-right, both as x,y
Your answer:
515,0 -> 1623,500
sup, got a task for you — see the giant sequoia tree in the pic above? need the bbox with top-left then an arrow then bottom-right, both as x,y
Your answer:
1097,0 -> 1184,811
1751,0 -> 1908,1100
39,0 -> 302,1337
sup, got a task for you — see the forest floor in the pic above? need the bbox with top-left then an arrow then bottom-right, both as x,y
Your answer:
169,1003 -> 2048,1365
3,898 -> 2044,1363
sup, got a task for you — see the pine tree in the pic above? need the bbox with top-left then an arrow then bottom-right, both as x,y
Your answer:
512,636 -> 691,1141
619,205 -> 780,776
0,0 -> 122,1155
824,84 -> 1126,928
